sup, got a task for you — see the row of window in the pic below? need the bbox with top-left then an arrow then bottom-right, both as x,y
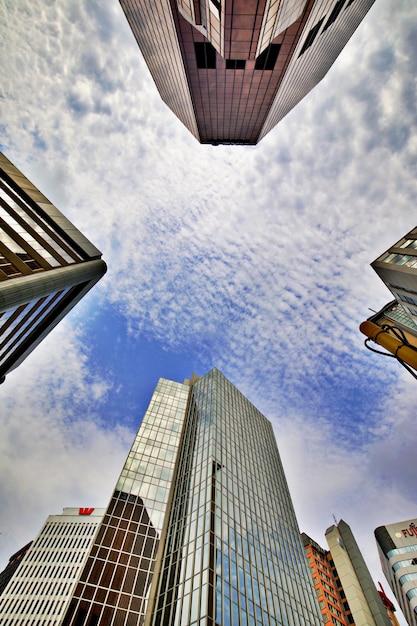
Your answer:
299,0 -> 357,56
194,42 -> 281,71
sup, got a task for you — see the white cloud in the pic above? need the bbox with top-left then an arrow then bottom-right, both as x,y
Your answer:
0,320 -> 133,565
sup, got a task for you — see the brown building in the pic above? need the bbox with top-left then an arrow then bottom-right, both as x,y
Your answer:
302,532 -> 352,625
0,153 -> 106,382
119,0 -> 377,144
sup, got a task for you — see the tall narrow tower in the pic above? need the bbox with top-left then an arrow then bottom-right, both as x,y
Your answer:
62,368 -> 322,625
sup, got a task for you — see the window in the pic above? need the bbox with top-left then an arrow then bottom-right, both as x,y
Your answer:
255,44 -> 281,70
195,42 -> 217,68
323,0 -> 345,31
299,18 -> 325,56
226,59 -> 246,70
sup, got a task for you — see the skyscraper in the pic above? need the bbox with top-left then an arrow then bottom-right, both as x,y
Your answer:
375,517 -> 417,626
0,153 -> 107,382
62,368 -> 322,625
0,508 -> 105,623
326,521 -> 393,626
302,521 -> 394,626
119,0 -> 377,144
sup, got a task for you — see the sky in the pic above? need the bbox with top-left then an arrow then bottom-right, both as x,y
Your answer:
1,0 -> 417,622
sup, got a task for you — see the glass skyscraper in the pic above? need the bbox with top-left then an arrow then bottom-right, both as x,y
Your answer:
62,369 -> 322,625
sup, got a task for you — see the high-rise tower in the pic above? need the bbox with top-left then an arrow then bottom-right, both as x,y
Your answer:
302,521 -> 395,626
0,153 -> 106,382
62,368 -> 322,625
0,508 -> 105,623
119,0 -> 377,144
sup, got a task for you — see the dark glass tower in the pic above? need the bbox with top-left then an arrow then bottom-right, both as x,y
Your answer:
63,369 -> 322,625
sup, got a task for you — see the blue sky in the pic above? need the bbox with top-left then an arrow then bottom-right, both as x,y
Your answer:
1,0 -> 417,622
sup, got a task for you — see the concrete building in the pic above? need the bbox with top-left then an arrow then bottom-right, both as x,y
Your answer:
0,543 -> 32,598
302,532 -> 352,625
302,520 -> 394,626
61,368 -> 322,625
0,152 -> 106,383
0,507 -> 105,624
375,517 -> 417,626
119,0 -> 377,144
365,301 -> 417,346
370,226 -> 417,332
360,226 -> 417,373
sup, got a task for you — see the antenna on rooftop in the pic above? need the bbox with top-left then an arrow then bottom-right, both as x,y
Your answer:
332,514 -> 338,526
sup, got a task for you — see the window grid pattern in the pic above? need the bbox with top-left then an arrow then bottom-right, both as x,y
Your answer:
0,513 -> 103,625
61,379 -> 190,626
303,541 -> 349,626
151,369 -> 322,626
383,302 -> 417,332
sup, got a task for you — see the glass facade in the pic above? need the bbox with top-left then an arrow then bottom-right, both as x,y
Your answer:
63,369 -> 322,626
62,379 -> 191,626
151,369 -> 322,626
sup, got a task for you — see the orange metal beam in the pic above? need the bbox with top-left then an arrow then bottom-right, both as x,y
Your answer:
360,320 -> 417,371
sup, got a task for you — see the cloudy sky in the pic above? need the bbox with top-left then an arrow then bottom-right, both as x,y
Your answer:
1,0 -> 417,621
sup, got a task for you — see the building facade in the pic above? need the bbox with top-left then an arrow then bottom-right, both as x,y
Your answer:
119,0 -> 377,144
371,226 -> 417,332
325,521 -> 392,626
0,153 -> 106,382
375,517 -> 417,626
0,508 -> 105,624
303,520 -> 395,626
0,543 -> 32,598
302,533 -> 351,625
62,368 -> 322,626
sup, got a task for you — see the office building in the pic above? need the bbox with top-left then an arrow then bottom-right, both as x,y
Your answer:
303,520 -> 393,626
0,542 -> 32,597
0,152 -> 107,383
375,517 -> 417,626
119,0 -> 377,144
365,301 -> 417,344
371,226 -> 417,331
0,507 -> 105,623
62,368 -> 322,625
302,532 -> 351,625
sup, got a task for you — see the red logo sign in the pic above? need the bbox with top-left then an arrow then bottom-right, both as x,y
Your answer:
401,522 -> 417,538
79,508 -> 95,515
